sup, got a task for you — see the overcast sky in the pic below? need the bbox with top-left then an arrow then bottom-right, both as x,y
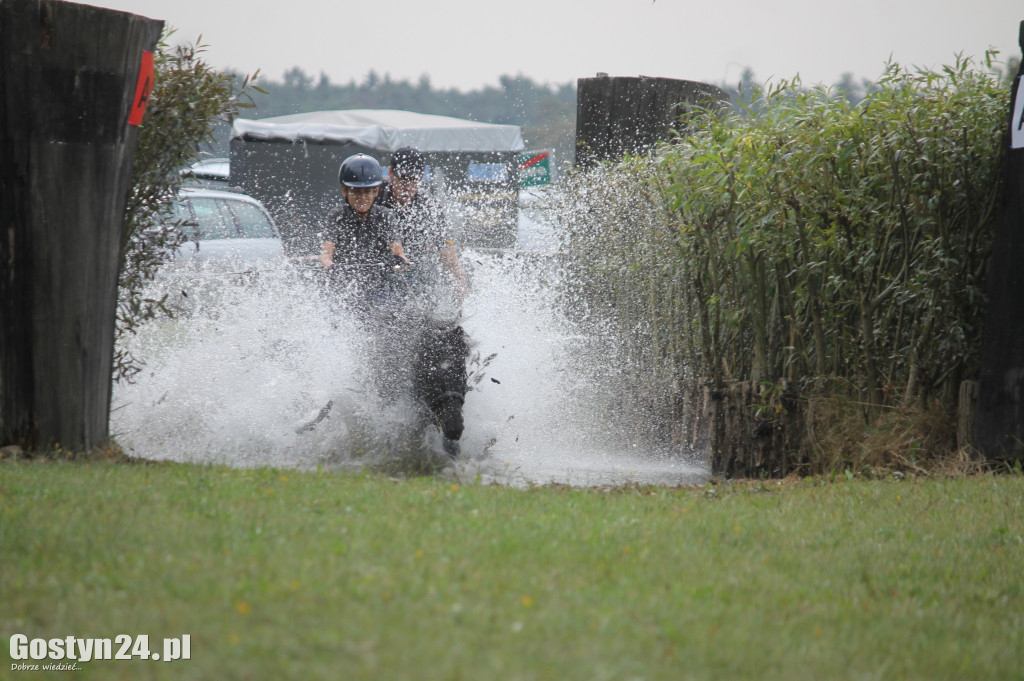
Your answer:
89,0 -> 1021,90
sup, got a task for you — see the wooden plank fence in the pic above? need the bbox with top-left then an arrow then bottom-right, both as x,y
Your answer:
975,20 -> 1024,463
575,74 -> 726,168
0,0 -> 162,451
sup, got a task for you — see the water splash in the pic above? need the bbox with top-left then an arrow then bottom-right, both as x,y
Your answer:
112,250 -> 708,487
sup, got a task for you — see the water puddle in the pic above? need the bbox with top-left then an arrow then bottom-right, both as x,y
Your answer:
111,241 -> 709,488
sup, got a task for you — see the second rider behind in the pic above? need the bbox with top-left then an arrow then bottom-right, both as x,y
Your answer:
377,147 -> 468,302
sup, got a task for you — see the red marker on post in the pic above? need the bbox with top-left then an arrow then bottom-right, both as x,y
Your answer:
128,50 -> 154,126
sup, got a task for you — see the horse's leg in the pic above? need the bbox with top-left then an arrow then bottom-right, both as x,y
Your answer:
442,437 -> 460,458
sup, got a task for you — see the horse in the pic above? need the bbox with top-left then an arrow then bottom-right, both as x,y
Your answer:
299,264 -> 470,462
410,316 -> 469,457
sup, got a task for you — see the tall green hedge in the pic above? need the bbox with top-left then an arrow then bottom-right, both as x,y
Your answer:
558,56 -> 1008,450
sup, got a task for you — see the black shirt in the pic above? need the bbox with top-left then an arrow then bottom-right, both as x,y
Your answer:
377,187 -> 451,260
321,202 -> 395,292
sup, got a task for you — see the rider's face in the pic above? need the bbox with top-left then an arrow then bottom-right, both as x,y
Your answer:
391,174 -> 421,206
341,185 -> 379,215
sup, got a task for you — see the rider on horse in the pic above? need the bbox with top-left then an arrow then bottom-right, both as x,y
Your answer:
317,152 -> 469,456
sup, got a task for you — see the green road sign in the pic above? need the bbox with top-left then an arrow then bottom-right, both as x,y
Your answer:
518,150 -> 552,187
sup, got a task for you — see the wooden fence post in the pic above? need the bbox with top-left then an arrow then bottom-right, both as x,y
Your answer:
575,74 -> 726,168
0,0 -> 163,451
975,20 -> 1024,463
958,380 -> 979,452
707,379 -> 803,478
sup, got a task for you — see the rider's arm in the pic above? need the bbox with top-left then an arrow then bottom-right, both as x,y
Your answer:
319,241 -> 336,268
439,242 -> 469,301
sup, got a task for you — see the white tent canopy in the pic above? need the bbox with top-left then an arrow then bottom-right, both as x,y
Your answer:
231,109 -> 525,153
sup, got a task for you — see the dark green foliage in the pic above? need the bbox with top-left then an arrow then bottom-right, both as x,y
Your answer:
558,55 -> 1008,460
115,35 -> 259,382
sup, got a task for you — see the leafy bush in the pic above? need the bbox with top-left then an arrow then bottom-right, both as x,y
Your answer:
115,34 -> 258,382
558,55 -> 1008,469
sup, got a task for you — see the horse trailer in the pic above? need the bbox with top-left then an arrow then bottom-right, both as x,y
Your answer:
229,109 -> 525,254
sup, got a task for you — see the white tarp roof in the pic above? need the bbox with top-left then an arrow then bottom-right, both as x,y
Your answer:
231,109 -> 525,153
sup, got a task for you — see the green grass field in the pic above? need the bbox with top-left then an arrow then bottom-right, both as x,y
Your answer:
1,460 -> 1022,680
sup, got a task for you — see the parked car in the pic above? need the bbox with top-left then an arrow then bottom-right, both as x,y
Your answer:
171,186 -> 285,265
157,186 -> 287,316
181,157 -> 231,188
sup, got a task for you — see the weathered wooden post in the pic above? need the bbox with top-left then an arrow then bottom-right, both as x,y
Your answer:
575,74 -> 726,168
0,0 -> 163,451
974,21 -> 1024,464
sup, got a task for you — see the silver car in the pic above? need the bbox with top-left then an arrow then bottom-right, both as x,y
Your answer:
172,186 -> 284,264
157,187 -> 286,316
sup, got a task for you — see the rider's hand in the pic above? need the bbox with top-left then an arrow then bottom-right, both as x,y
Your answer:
319,253 -> 334,269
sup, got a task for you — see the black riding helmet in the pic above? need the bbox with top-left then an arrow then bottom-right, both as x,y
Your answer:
339,153 -> 384,188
